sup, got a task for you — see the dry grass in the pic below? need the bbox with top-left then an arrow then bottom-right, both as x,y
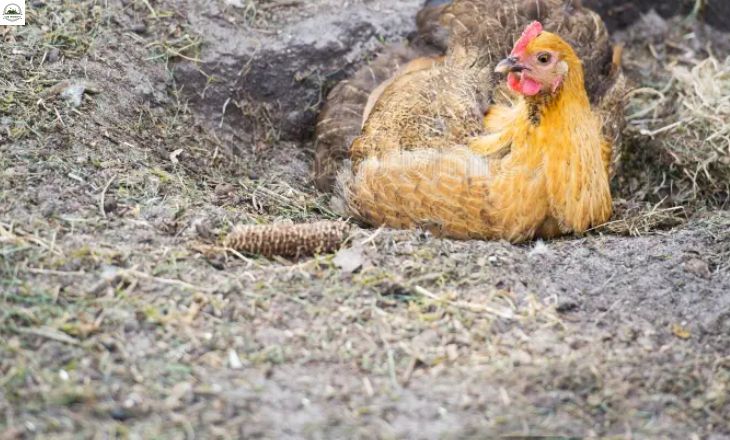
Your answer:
666,57 -> 730,197
592,201 -> 687,236
627,56 -> 730,204
621,17 -> 730,210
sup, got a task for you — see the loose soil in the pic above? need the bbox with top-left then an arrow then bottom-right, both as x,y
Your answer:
1,1 -> 728,438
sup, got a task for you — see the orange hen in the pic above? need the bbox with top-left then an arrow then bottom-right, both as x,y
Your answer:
339,22 -> 613,242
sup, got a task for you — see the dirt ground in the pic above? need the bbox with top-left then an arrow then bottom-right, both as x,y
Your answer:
1,1 -> 729,439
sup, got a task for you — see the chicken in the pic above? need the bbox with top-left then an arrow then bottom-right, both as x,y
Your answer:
338,21 -> 613,242
314,0 -> 625,191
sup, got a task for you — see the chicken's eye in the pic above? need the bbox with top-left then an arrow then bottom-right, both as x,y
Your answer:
537,53 -> 551,64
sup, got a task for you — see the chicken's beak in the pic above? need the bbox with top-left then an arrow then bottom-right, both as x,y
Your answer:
495,56 -> 528,74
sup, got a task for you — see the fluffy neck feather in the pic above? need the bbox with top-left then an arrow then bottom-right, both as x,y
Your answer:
517,56 -> 612,232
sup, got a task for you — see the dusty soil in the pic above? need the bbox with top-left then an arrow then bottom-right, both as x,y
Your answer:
1,1 -> 728,439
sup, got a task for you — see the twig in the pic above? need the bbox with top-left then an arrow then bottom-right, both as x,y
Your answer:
53,106 -> 65,127
219,97 -> 231,128
0,224 -> 64,256
360,225 -> 384,246
386,348 -> 399,390
225,246 -> 260,268
15,326 -> 81,346
140,0 -> 157,17
22,267 -> 86,276
99,175 -> 116,219
414,286 -> 515,320
640,118 -> 691,138
124,269 -> 211,292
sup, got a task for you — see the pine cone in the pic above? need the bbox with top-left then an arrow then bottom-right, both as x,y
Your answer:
224,221 -> 351,258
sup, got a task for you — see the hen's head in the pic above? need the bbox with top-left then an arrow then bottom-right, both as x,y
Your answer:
495,21 -> 581,97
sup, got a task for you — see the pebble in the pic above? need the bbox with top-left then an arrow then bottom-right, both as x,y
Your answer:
46,48 -> 60,63
684,258 -> 711,279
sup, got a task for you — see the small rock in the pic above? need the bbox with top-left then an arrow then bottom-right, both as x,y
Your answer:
130,22 -> 147,34
46,48 -> 60,63
214,183 -> 234,196
40,201 -> 57,218
193,218 -> 214,240
684,258 -> 711,279
228,349 -> 243,369
60,83 -> 88,107
205,255 -> 225,270
103,198 -> 118,214
699,310 -> 730,336
556,299 -> 580,313
123,321 -> 139,333
110,407 -> 135,421
333,245 -> 365,273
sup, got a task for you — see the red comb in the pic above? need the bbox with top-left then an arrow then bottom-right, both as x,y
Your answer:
511,21 -> 543,56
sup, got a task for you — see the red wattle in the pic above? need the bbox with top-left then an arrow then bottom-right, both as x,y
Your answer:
507,73 -> 521,93
521,78 -> 542,96
507,73 -> 542,96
